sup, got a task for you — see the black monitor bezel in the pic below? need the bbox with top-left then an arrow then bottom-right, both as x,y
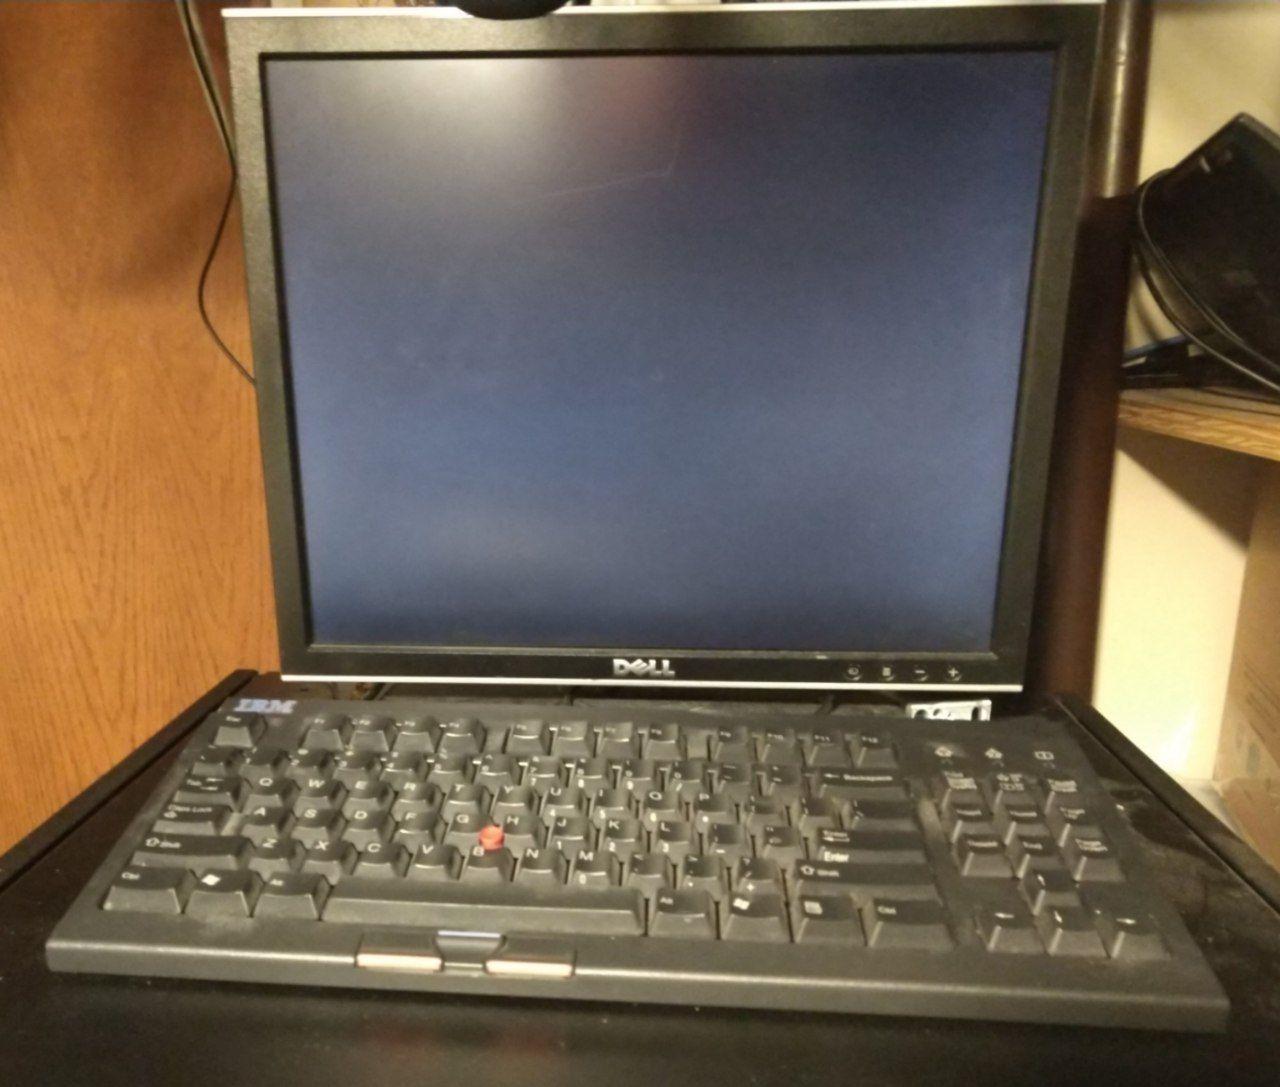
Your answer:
226,1 -> 1100,691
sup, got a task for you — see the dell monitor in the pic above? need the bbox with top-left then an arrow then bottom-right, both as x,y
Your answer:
225,1 -> 1099,691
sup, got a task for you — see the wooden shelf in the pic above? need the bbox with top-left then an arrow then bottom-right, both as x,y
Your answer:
1117,389 -> 1280,463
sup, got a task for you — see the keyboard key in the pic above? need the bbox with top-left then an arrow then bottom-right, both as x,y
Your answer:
755,825 -> 805,866
349,714 -> 395,753
996,802 -> 1046,843
975,905 -> 1043,954
549,720 -> 592,757
441,784 -> 489,822
185,870 -> 262,918
474,754 -> 522,791
565,757 -> 611,795
813,770 -> 908,802
343,779 -> 394,817
547,815 -> 593,859
249,837 -> 303,876
499,813 -> 546,852
941,800 -> 998,841
506,720 -> 550,756
596,721 -> 640,759
426,754 -> 474,790
805,729 -> 852,768
407,844 -> 462,882
331,752 -> 381,788
301,840 -> 356,882
760,728 -> 802,765
864,898 -> 953,951
986,771 -> 1038,809
285,751 -> 333,782
666,760 -> 708,801
342,810 -> 395,849
1020,868 -> 1081,914
692,793 -> 737,832
392,715 -> 440,753
515,847 -> 568,886
442,811 -> 488,849
1042,775 -> 1083,812
680,854 -> 729,901
642,722 -> 684,761
293,779 -> 346,814
103,866 -> 193,914
953,834 -> 1014,878
255,873 -> 329,920
437,718 -> 485,756
655,819 -> 696,860
238,806 -> 292,845
930,770 -> 983,807
1006,834 -> 1063,877
211,712 -> 264,750
132,833 -> 250,871
241,746 -> 287,778
625,853 -> 671,898
792,894 -> 864,944
542,786 -> 588,822
714,762 -> 754,802
618,758 -> 658,794
323,879 -> 645,935
353,842 -> 409,878
705,823 -> 751,862
1062,836 -> 1122,882
461,844 -> 516,883
292,809 -> 345,846
792,861 -> 938,902
153,803 -> 232,836
601,817 -> 647,861
591,788 -> 635,826
638,789 -> 683,828
301,714 -> 350,751
813,829 -> 927,866
851,732 -> 898,770
1037,906 -> 1105,958
1048,804 -> 1104,845
391,781 -> 441,820
723,893 -> 790,942
844,798 -> 916,833
796,797 -> 842,835
1095,909 -> 1167,961
650,889 -> 717,939
732,857 -> 783,895
380,752 -> 427,789
711,725 -> 755,763
173,774 -> 243,808
761,764 -> 804,802
492,785 -> 538,819
570,850 -> 620,889
741,795 -> 789,833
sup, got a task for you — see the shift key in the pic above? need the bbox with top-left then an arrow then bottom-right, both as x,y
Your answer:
792,860 -> 938,901
131,833 -> 250,871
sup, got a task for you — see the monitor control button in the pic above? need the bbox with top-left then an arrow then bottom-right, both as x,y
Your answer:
944,665 -> 963,683
877,664 -> 897,683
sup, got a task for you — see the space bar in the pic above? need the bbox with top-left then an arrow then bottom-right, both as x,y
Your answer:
322,879 -> 646,936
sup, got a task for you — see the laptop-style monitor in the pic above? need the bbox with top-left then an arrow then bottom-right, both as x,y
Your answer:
226,1 -> 1099,693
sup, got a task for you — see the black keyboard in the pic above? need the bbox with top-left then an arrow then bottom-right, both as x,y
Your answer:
47,697 -> 1228,1030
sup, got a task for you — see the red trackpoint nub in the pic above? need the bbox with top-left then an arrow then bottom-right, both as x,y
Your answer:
478,825 -> 505,851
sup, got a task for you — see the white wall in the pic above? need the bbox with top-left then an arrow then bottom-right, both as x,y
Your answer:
1094,1 -> 1280,778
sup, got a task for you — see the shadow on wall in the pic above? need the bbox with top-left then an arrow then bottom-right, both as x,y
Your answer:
1117,428 -> 1264,547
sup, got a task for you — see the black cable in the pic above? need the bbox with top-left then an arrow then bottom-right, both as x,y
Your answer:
1134,175 -> 1280,396
175,0 -> 254,387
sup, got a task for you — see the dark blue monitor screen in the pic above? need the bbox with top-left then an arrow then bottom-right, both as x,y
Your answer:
264,50 -> 1054,652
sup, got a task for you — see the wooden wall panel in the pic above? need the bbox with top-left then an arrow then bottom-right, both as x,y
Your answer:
0,1 -> 277,853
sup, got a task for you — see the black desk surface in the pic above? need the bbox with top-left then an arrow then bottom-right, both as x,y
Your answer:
4,673 -> 1280,1086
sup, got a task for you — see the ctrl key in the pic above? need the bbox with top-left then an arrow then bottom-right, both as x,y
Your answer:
102,866 -> 194,914
863,899 -> 953,951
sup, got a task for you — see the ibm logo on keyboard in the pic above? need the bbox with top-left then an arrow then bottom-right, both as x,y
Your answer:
612,658 -> 676,679
233,697 -> 298,714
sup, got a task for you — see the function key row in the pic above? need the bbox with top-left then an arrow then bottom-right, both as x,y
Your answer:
211,711 -> 902,768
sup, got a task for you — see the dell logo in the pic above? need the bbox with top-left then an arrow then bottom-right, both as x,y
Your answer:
612,657 -> 676,679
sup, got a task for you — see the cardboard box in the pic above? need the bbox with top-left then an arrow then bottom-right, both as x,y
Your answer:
1217,466 -> 1280,870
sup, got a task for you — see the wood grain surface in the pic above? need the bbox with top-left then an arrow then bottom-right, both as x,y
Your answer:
1118,389 -> 1280,464
0,1 -> 278,853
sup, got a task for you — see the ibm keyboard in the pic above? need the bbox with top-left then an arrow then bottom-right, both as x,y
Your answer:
46,697 -> 1228,1031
